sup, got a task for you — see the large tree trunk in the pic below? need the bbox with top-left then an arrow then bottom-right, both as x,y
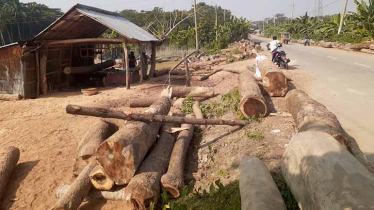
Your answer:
239,71 -> 267,118
240,157 -> 286,210
89,165 -> 114,191
0,147 -> 20,201
161,116 -> 195,198
66,105 -> 247,126
53,161 -> 96,210
56,185 -> 126,201
125,124 -> 177,209
282,131 -> 374,210
320,41 -> 333,48
258,60 -> 288,97
286,89 -> 374,173
64,60 -> 116,75
73,120 -> 116,176
96,97 -> 171,185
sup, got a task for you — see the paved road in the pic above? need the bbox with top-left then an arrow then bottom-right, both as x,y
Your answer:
254,36 -> 374,161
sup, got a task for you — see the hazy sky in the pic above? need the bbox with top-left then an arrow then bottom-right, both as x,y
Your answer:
20,0 -> 359,21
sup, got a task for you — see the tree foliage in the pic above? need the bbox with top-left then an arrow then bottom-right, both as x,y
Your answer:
0,0 -> 63,45
263,0 -> 374,43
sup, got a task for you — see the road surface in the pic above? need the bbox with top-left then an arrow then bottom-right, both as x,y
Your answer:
255,36 -> 374,162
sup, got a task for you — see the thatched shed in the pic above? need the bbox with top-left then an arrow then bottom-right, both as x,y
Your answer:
0,4 -> 159,99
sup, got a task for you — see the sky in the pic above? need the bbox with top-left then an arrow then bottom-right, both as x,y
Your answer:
20,0 -> 360,21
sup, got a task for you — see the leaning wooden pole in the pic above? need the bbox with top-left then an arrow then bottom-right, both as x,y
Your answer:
66,105 -> 247,126
0,146 -> 20,201
258,59 -> 288,97
286,89 -> 374,173
125,124 -> 177,209
96,97 -> 171,185
282,131 -> 374,210
123,39 -> 130,89
161,115 -> 195,198
53,161 -> 96,210
239,71 -> 267,117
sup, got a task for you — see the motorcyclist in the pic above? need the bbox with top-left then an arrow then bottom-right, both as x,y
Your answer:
269,36 -> 281,62
305,34 -> 310,46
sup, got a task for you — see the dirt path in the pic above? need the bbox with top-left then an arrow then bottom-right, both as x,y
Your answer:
0,57 -> 296,209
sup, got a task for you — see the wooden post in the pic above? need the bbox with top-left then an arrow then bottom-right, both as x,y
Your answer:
58,48 -> 62,91
67,44 -> 73,89
35,50 -> 40,97
138,43 -> 144,84
40,52 -> 48,94
123,39 -> 130,89
185,53 -> 191,87
149,42 -> 156,78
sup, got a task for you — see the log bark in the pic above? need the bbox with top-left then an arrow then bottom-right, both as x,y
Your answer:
64,60 -> 115,75
96,97 -> 171,185
40,53 -> 48,94
73,120 -> 116,176
0,146 -> 20,201
0,94 -> 22,101
129,98 -> 160,108
258,59 -> 288,97
189,58 -> 227,69
361,49 -> 374,55
53,161 -> 96,210
370,44 -> 374,50
66,105 -> 247,126
89,165 -> 114,191
239,71 -> 267,118
56,185 -> 126,201
350,41 -> 373,50
255,44 -> 262,51
125,124 -> 177,209
193,101 -> 206,129
239,157 -> 286,210
282,131 -> 374,210
172,86 -> 214,98
161,116 -> 195,198
286,89 -> 374,173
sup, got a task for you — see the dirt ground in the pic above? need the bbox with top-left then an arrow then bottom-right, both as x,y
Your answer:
0,55 -> 308,209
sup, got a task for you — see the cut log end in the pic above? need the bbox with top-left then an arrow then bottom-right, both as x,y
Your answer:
240,98 -> 267,118
89,165 -> 114,191
160,176 -> 181,198
64,67 -> 72,75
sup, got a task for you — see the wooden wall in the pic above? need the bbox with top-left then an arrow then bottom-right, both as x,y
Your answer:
0,45 -> 25,96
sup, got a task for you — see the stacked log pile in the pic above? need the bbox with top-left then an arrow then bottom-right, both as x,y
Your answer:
56,86 -> 249,210
294,39 -> 374,54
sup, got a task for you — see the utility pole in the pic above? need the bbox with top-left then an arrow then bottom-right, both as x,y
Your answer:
224,9 -> 226,26
193,0 -> 199,53
215,4 -> 218,42
291,3 -> 296,19
338,0 -> 349,34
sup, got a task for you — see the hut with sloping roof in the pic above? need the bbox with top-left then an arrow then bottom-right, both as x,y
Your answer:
0,4 -> 159,99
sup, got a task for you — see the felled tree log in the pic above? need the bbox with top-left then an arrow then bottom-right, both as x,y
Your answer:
161,116 -> 195,198
53,161 -> 96,210
66,105 -> 247,126
129,98 -> 160,108
56,184 -> 126,201
258,59 -> 288,97
255,45 -> 262,51
73,120 -> 116,176
125,124 -> 177,209
361,49 -> 374,55
370,44 -> 374,50
239,71 -> 267,118
240,157 -> 286,210
153,69 -> 187,77
282,131 -> 374,210
0,94 -> 22,101
189,58 -> 227,69
0,146 -> 20,201
89,165 -> 114,191
64,60 -> 115,75
172,86 -> 214,98
286,89 -> 374,173
96,97 -> 171,185
320,42 -> 332,48
350,41 -> 373,50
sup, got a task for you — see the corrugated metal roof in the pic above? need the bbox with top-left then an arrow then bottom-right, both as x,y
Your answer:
34,4 -> 159,43
0,42 -> 19,50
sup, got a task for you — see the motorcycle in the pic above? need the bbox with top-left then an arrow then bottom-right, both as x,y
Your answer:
304,39 -> 311,46
273,44 -> 290,70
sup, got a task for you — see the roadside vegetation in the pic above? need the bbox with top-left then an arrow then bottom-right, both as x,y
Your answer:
260,0 -> 374,43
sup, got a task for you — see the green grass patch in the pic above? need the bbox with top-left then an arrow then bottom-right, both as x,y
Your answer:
245,130 -> 264,141
158,180 -> 241,210
182,96 -> 195,115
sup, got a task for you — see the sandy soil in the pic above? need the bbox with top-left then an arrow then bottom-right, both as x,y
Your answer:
0,57 -> 299,210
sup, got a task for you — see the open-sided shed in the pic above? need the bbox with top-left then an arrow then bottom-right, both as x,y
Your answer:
0,4 -> 159,99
